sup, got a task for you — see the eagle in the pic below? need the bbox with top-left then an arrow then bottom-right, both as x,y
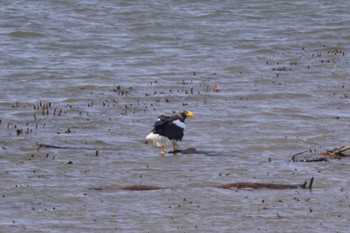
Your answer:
146,111 -> 194,155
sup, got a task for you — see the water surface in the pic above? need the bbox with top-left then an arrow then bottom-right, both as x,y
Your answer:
1,1 -> 350,232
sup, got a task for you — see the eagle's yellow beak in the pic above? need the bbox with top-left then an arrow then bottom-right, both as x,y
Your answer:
185,111 -> 194,117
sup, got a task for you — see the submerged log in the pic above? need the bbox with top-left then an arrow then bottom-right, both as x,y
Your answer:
94,177 -> 314,191
170,147 -> 218,156
35,142 -> 74,151
170,147 -> 200,154
35,142 -> 97,152
216,177 -> 314,190
94,184 -> 164,191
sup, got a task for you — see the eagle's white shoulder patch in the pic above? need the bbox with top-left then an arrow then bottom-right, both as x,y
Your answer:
172,119 -> 186,129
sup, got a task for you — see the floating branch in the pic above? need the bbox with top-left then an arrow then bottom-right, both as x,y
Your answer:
292,145 -> 350,161
320,146 -> 350,159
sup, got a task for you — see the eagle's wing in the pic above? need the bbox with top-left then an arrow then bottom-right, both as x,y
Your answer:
154,115 -> 178,129
152,115 -> 184,140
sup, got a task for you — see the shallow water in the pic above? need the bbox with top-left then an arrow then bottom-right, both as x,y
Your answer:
1,1 -> 350,232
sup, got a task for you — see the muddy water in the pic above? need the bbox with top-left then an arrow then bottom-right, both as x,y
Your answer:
1,1 -> 350,232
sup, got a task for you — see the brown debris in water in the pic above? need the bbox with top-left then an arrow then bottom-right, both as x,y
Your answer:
320,146 -> 350,159
12,101 -> 20,108
16,129 -> 23,135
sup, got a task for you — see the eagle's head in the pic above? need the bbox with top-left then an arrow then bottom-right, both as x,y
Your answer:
180,110 -> 194,119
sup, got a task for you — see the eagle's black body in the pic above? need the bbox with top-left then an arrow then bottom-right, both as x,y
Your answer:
152,114 -> 186,141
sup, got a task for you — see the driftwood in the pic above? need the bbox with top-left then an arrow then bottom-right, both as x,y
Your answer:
320,146 -> 350,159
94,177 -> 314,191
292,146 -> 350,161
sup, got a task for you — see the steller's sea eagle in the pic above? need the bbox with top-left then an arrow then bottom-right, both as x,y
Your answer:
146,111 -> 194,155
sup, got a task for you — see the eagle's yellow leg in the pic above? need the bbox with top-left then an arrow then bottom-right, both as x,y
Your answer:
173,143 -> 178,153
160,146 -> 165,156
